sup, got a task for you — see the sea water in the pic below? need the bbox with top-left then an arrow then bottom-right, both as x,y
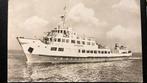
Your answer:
8,50 -> 143,82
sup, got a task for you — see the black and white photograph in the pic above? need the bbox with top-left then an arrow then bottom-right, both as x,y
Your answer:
8,0 -> 143,82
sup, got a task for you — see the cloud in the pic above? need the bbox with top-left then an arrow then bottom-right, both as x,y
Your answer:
68,3 -> 97,25
112,0 -> 139,14
20,16 -> 49,38
106,25 -> 142,52
67,3 -> 108,37
106,25 -> 140,40
68,3 -> 107,26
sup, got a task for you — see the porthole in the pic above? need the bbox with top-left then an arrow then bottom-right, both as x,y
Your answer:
78,49 -> 81,53
90,50 -> 93,53
87,50 -> 90,53
101,51 -> 104,54
94,50 -> 97,54
82,50 -> 85,53
98,51 -> 100,53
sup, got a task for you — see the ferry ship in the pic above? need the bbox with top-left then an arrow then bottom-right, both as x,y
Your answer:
17,2 -> 132,63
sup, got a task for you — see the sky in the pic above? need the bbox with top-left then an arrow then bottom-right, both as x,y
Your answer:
8,0 -> 142,52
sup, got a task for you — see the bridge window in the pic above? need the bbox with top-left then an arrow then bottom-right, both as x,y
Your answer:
54,38 -> 57,42
54,30 -> 57,32
59,30 -> 61,33
71,40 -> 75,43
66,39 -> 69,43
64,30 -> 66,34
58,48 -> 64,51
50,38 -> 53,42
77,41 -> 80,44
82,41 -> 85,45
62,39 -> 64,42
87,42 -> 90,45
51,47 -> 57,51
58,38 -> 61,42
108,51 -> 110,54
92,42 -> 95,46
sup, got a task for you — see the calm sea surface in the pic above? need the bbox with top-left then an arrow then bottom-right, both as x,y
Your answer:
8,50 -> 143,82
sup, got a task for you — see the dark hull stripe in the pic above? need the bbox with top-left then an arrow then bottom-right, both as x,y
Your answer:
26,54 -> 132,63
39,54 -> 131,58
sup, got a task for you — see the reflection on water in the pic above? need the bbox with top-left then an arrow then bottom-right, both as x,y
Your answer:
8,51 -> 143,82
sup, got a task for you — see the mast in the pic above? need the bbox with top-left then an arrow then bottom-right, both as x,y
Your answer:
60,0 -> 71,28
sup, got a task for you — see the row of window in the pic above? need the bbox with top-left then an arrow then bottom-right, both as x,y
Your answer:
50,47 -> 111,54
122,51 -> 131,54
51,47 -> 64,51
50,38 -> 95,46
52,30 -> 92,40
78,49 -> 111,54
52,30 -> 69,35
52,30 -> 83,39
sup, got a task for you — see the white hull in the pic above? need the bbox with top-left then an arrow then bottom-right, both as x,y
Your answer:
17,37 -> 132,63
